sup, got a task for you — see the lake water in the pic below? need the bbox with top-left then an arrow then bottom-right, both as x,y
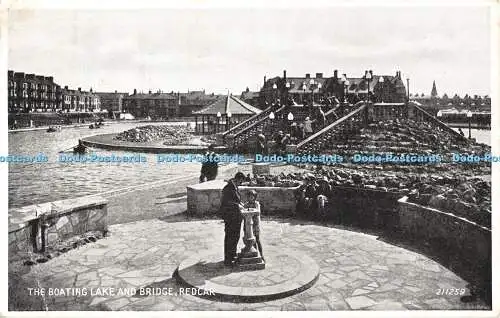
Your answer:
8,122 -> 201,208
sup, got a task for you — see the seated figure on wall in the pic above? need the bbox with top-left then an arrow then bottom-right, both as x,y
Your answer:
315,176 -> 332,222
295,174 -> 318,219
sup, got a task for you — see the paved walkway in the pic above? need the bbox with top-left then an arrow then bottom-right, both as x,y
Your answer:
10,217 -> 488,311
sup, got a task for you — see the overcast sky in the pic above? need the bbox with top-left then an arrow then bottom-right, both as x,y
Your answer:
8,7 -> 491,96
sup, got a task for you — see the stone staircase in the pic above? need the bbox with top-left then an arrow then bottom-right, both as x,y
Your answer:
295,104 -> 369,154
220,106 -> 276,142
295,102 -> 474,157
225,105 -> 287,153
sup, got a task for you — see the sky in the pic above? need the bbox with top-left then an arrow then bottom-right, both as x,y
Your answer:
7,6 -> 492,96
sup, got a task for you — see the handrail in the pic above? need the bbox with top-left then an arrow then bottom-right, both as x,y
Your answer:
411,103 -> 467,141
221,106 -> 272,137
232,105 -> 287,139
296,103 -> 367,149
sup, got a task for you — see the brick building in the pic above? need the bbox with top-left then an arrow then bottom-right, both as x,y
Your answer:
8,70 -> 101,113
240,87 -> 260,107
96,91 -> 129,118
61,86 -> 101,112
122,90 -> 178,119
177,90 -> 220,117
260,69 -> 407,108
8,70 -> 62,113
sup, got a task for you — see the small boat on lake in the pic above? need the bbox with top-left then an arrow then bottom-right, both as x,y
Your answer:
47,125 -> 61,133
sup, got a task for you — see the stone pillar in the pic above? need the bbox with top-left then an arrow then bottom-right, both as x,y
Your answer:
237,209 -> 265,270
252,163 -> 270,176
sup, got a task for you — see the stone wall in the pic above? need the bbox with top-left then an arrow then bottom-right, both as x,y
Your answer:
8,196 -> 108,262
186,180 -> 298,217
326,186 -> 402,231
397,196 -> 491,303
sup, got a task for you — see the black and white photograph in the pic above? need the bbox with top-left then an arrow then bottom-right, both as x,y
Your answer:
3,0 -> 497,315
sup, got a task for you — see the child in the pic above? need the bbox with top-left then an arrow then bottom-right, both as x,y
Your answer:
244,190 -> 264,261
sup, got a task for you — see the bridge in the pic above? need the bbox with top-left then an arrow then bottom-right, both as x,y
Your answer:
220,101 -> 467,154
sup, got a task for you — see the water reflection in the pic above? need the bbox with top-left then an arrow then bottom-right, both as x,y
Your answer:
8,122 -> 199,208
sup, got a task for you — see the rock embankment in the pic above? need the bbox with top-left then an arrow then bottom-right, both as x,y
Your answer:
114,125 -> 193,144
244,168 -> 491,228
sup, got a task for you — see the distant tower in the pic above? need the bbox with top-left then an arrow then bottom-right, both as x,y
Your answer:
431,81 -> 438,98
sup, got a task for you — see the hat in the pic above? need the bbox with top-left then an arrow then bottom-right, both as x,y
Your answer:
248,189 -> 258,197
234,172 -> 246,180
305,117 -> 310,121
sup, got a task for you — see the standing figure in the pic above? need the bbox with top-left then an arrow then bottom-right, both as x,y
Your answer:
255,133 -> 268,155
243,190 -> 264,261
199,144 -> 218,183
317,107 -> 327,129
303,117 -> 313,138
220,172 -> 246,266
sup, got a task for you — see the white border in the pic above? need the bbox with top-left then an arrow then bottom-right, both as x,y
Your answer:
1,0 -> 498,317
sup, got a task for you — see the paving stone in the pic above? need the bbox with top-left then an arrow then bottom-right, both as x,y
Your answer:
345,295 -> 377,309
326,279 -> 348,289
88,297 -> 107,307
10,218 -> 481,311
103,297 -> 130,310
368,300 -> 407,310
352,288 -> 371,296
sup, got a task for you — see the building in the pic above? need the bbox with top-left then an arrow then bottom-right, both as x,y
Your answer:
240,87 -> 260,107
177,90 -> 220,117
96,91 -> 129,118
8,70 -> 62,113
8,70 -> 101,114
259,69 -> 407,108
61,86 -> 101,113
410,81 -> 491,111
193,94 -> 261,134
123,90 -> 178,119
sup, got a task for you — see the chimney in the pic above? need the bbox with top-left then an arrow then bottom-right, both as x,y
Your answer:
78,87 -> 81,92
115,90 -> 117,93
64,85 -> 68,90
316,73 -> 323,79
342,74 -> 347,80
369,70 -> 373,78
364,70 -> 368,79
90,87 -> 93,93
264,76 -> 267,85
148,90 -> 152,94
283,70 -> 287,80
305,73 -> 311,79
133,89 -> 137,95
333,70 -> 338,78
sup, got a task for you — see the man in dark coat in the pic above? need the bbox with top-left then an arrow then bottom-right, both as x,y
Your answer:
199,144 -> 218,183
220,172 -> 246,266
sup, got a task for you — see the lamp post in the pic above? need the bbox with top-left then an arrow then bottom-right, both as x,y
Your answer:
467,110 -> 473,139
268,111 -> 275,134
227,111 -> 232,130
285,82 -> 291,105
309,79 -> 315,104
365,71 -> 372,102
317,83 -> 322,105
287,112 -> 294,135
378,77 -> 385,102
216,111 -> 221,133
344,80 -> 350,104
302,83 -> 307,105
272,83 -> 278,104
